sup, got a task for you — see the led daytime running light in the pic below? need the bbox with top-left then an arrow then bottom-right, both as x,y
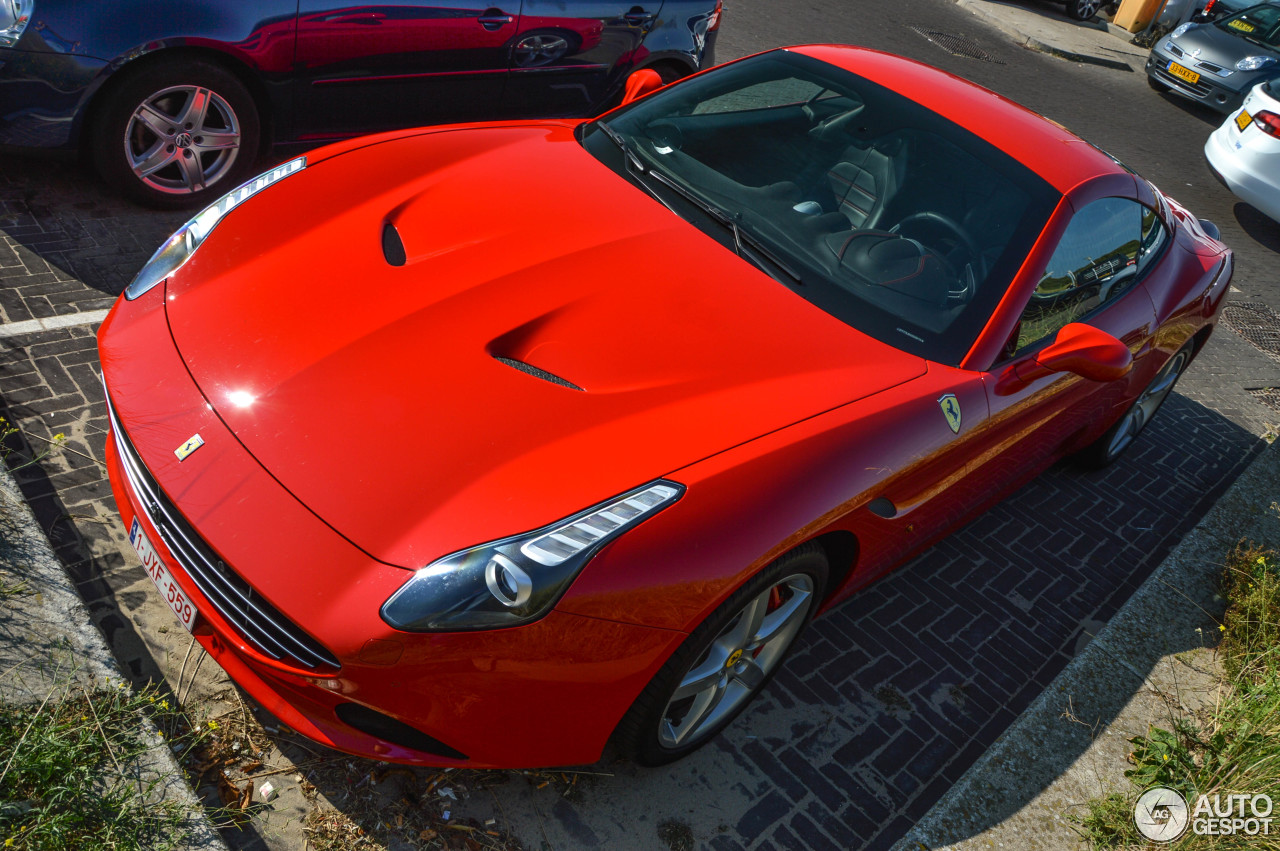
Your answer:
521,484 -> 680,566
124,156 -> 307,300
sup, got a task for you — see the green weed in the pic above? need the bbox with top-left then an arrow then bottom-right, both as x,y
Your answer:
0,682 -> 195,850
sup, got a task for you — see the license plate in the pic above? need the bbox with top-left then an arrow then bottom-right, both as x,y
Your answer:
1168,61 -> 1200,84
1236,109 -> 1253,132
130,518 -> 197,631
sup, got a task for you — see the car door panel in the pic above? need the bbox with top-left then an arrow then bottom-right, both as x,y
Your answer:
292,2 -> 516,137
502,0 -> 664,115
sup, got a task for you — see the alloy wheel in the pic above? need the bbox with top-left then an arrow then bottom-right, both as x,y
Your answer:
1105,349 -> 1189,460
124,85 -> 242,196
658,573 -> 814,748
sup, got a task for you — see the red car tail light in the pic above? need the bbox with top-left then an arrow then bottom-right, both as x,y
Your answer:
1203,0 -> 1218,14
1254,110 -> 1280,138
708,0 -> 723,31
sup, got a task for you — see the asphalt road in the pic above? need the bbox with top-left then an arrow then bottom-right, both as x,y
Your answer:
1,2 -> 1279,850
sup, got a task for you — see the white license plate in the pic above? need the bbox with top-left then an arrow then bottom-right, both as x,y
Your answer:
130,518 -> 197,632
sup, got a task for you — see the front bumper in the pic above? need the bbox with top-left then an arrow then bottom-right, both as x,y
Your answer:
1146,47 -> 1249,114
98,291 -> 685,768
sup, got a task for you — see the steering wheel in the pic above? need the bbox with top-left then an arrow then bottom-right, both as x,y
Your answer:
807,104 -> 865,142
890,211 -> 987,295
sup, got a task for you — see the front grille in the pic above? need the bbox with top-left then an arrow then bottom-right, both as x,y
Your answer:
106,393 -> 341,672
1154,66 -> 1213,98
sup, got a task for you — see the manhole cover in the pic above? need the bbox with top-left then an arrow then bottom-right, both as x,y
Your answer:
908,27 -> 1006,64
1249,387 -> 1280,414
1224,302 -> 1280,363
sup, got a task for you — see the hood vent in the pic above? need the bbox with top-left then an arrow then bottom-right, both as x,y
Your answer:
493,356 -> 584,391
382,222 -> 406,266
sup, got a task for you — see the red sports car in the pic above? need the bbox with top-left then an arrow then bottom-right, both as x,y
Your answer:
99,45 -> 1231,769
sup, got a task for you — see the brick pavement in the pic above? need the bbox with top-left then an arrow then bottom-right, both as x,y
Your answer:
0,153 -> 1272,849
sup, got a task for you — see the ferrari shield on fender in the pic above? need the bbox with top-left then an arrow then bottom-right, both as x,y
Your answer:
939,394 -> 962,434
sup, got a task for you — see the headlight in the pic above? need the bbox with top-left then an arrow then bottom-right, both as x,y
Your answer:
1170,22 -> 1197,38
381,481 -> 684,632
1236,55 -> 1277,71
0,0 -> 32,47
124,156 -> 307,300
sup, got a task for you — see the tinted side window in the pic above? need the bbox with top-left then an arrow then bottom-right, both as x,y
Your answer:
1015,197 -> 1143,354
1136,203 -> 1167,274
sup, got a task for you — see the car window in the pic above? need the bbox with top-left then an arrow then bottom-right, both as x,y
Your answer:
1137,202 -> 1168,274
1015,197 -> 1145,354
1217,4 -> 1280,47
692,78 -> 847,114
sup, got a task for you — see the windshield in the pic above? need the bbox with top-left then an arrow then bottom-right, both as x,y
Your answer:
1217,4 -> 1280,48
581,50 -> 1058,365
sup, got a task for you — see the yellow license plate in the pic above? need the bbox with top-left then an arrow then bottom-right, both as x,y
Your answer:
1168,62 -> 1200,84
1236,109 -> 1253,132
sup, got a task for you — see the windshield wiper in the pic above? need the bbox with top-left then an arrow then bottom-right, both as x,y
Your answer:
596,122 -> 647,175
644,170 -> 802,284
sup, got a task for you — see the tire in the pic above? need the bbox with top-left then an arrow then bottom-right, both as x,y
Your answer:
1074,342 -> 1193,469
613,544 -> 828,766
91,59 -> 261,210
1148,75 -> 1171,93
1066,0 -> 1103,20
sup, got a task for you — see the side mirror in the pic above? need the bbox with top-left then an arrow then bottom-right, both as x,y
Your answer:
996,323 -> 1132,394
621,68 -> 665,105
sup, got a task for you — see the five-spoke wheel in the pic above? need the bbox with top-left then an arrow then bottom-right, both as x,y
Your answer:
93,60 -> 261,209
1076,342 -> 1193,468
614,545 -> 828,765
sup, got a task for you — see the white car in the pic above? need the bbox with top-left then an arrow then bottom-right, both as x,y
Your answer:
1205,78 -> 1280,223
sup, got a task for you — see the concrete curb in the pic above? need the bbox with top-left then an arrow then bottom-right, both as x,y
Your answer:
893,439 -> 1280,850
954,0 -> 1141,72
0,461 -> 229,851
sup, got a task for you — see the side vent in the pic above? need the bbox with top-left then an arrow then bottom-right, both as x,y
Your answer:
382,222 -> 406,266
493,356 -> 584,391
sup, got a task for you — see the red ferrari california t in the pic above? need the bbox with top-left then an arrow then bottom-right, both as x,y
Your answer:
99,45 -> 1232,769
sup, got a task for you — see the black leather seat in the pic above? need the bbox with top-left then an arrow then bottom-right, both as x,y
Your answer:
824,135 -> 908,229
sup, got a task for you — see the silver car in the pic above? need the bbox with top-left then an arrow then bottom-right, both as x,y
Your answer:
1146,3 -> 1280,113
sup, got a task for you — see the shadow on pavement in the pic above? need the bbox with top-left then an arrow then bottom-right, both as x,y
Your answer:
1232,202 -> 1280,252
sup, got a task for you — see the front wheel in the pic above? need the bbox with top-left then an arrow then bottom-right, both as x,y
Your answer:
1066,0 -> 1103,19
92,59 -> 262,209
1074,342 -> 1193,468
613,544 -> 828,766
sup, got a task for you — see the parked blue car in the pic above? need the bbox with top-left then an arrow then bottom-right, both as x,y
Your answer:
0,0 -> 720,208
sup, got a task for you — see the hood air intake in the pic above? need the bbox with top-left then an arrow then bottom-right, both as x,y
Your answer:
493,356 -> 584,391
382,222 -> 406,266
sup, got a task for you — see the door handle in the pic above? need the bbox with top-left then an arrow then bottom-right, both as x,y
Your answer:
478,8 -> 515,30
331,12 -> 385,24
624,8 -> 656,24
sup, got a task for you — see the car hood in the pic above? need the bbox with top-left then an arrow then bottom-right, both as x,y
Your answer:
1171,23 -> 1280,65
165,124 -> 926,568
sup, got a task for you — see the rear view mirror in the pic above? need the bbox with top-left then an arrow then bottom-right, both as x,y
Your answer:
621,68 -> 665,105
996,323 -> 1132,394
1035,323 -> 1133,381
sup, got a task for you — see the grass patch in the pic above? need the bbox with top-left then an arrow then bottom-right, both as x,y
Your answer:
1077,543 -> 1280,849
0,681 -> 196,850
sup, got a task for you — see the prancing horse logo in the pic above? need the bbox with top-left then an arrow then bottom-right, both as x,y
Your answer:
938,394 -> 962,434
174,434 -> 204,461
